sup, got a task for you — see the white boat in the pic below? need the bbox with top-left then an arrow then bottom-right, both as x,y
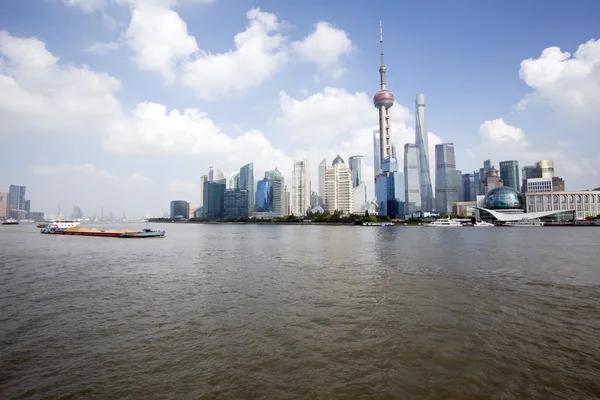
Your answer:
474,220 -> 495,227
362,222 -> 394,226
427,218 -> 462,227
2,218 -> 19,225
504,218 -> 544,227
49,219 -> 81,230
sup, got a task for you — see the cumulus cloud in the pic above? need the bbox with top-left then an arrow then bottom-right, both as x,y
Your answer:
84,40 -> 121,54
292,22 -> 352,79
517,38 -> 600,120
31,163 -> 116,179
479,118 -> 527,144
180,8 -> 289,99
0,31 -> 121,136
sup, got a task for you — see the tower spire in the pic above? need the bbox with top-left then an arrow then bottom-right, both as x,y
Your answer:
379,21 -> 386,89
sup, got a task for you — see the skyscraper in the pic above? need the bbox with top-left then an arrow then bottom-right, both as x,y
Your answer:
455,170 -> 463,204
8,185 -> 26,213
224,189 -> 249,218
415,94 -> 434,212
170,200 -> 190,219
461,173 -> 476,202
0,192 -> 7,220
229,170 -> 240,189
203,180 -> 225,219
435,143 -> 458,214
373,129 -> 381,176
499,160 -> 520,192
291,159 -> 310,215
255,178 -> 273,212
324,155 -> 353,214
318,159 -> 327,200
265,168 -> 285,217
521,165 -> 536,193
199,175 -> 207,208
373,22 -> 401,218
239,163 -> 254,214
404,144 -> 421,214
348,155 -> 363,188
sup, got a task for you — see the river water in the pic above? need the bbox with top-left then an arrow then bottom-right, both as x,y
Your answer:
1,223 -> 599,399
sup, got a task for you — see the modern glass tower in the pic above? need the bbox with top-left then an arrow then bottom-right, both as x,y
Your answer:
8,185 -> 26,212
229,170 -> 240,189
203,180 -> 225,219
239,163 -> 254,214
373,129 -> 381,177
415,94 -> 434,212
462,173 -> 476,202
499,160 -> 520,192
435,143 -> 458,214
255,178 -> 273,212
318,159 -> 327,199
170,200 -> 189,219
348,155 -> 363,188
292,159 -> 310,215
404,143 -> 421,214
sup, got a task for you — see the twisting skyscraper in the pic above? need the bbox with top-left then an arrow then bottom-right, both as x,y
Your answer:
415,94 -> 434,212
373,22 -> 400,218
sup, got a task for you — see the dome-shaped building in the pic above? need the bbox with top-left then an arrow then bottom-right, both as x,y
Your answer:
332,155 -> 345,165
483,187 -> 524,211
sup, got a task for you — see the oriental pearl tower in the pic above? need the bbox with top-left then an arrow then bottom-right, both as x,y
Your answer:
373,21 -> 394,171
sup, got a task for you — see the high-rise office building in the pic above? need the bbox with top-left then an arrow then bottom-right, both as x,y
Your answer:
224,189 -> 249,218
203,180 -> 225,219
353,183 -> 368,213
415,94 -> 434,212
373,129 -> 381,176
318,159 -> 327,199
291,159 -> 310,216
72,205 -> 83,219
348,156 -> 363,188
455,170 -> 463,204
483,167 -> 503,194
552,177 -> 565,192
404,143 -> 421,214
208,166 -> 226,184
535,160 -> 554,178
435,143 -> 458,214
499,160 -> 520,191
229,170 -> 239,189
324,155 -> 353,214
0,192 -> 7,220
8,185 -> 26,213
199,175 -> 208,208
284,186 -> 290,216
24,200 -> 31,214
462,173 -> 476,202
521,165 -> 536,193
265,168 -> 285,216
239,163 -> 254,214
255,178 -> 273,212
170,200 -> 190,219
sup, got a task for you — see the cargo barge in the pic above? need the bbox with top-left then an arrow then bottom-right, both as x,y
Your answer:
40,225 -> 165,238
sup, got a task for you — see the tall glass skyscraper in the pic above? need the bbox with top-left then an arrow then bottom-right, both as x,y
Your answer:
203,180 -> 225,219
8,185 -> 26,212
229,170 -> 239,189
404,144 -> 421,214
170,200 -> 189,219
318,159 -> 327,200
224,189 -> 249,218
292,159 -> 310,216
435,143 -> 458,214
239,163 -> 254,214
255,178 -> 273,212
462,173 -> 477,202
415,94 -> 434,212
348,155 -> 363,188
499,160 -> 520,192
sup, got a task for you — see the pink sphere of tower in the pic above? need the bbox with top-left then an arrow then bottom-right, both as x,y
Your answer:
373,89 -> 394,109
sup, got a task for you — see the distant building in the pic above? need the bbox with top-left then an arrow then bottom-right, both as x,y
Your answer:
72,205 -> 84,219
353,182 -> 368,213
8,185 -> 26,215
255,178 -> 273,212
203,181 -> 225,219
452,201 -> 476,216
404,143 -> 421,214
239,163 -> 254,214
291,159 -> 310,216
455,170 -> 463,205
318,159 -> 327,200
553,177 -> 565,192
284,186 -> 290,216
28,211 -> 45,221
265,168 -> 285,217
348,155 -> 363,188
170,200 -> 189,219
324,155 -> 353,214
199,175 -> 207,208
499,160 -> 520,191
229,170 -> 240,189
435,143 -> 458,214
521,165 -> 537,193
526,190 -> 600,220
415,94 -> 434,212
224,189 -> 249,218
483,167 -> 503,195
373,129 -> 381,176
462,173 -> 476,202
0,192 -> 7,220
24,200 -> 31,214
521,160 -> 555,192
527,178 -> 553,193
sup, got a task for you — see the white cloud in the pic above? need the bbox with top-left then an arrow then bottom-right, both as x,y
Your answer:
479,118 -> 527,144
84,40 -> 121,54
124,1 -> 199,81
180,8 -> 288,99
518,39 -> 600,120
292,22 -> 352,79
0,31 -> 121,136
31,163 -> 116,179
131,172 -> 154,183
103,101 -> 293,179
63,0 -> 107,13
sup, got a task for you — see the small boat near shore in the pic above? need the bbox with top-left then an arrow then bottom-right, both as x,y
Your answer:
40,224 -> 165,238
474,220 -> 495,227
427,218 -> 462,227
362,222 -> 394,226
2,219 -> 19,225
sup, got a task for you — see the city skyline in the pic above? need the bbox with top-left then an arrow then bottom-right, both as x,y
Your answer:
1,1 -> 599,216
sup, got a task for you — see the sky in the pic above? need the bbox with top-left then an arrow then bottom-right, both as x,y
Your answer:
1,0 -> 599,218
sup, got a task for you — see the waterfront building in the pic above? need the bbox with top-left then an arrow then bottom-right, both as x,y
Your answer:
28,211 -> 44,221
318,159 -> 327,200
456,170 -> 463,205
535,160 -> 554,178
310,190 -> 321,209
483,167 -> 503,195
395,171 -> 405,212
203,180 -> 225,219
521,165 -> 537,193
499,160 -> 520,191
373,129 -> 381,176
239,163 -> 254,214
284,186 -> 290,216
452,201 -> 476,216
435,143 -> 458,214
527,178 -> 553,193
224,189 -> 249,218
8,185 -> 26,216
229,171 -> 239,189
462,173 -> 476,202
208,166 -> 226,185
256,178 -> 273,212
477,186 -> 574,223
72,205 -> 83,219
24,200 -> 31,214
199,175 -> 207,208
291,159 -> 310,216
353,182 -> 368,213
170,200 -> 189,219
265,168 -> 285,217
526,190 -> 600,220
404,143 -> 421,214
348,156 -> 363,188
553,177 -> 565,192
0,192 -> 7,220
415,94 -> 434,212
324,155 -> 353,214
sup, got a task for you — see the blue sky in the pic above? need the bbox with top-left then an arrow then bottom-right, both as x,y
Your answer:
1,0 -> 599,217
